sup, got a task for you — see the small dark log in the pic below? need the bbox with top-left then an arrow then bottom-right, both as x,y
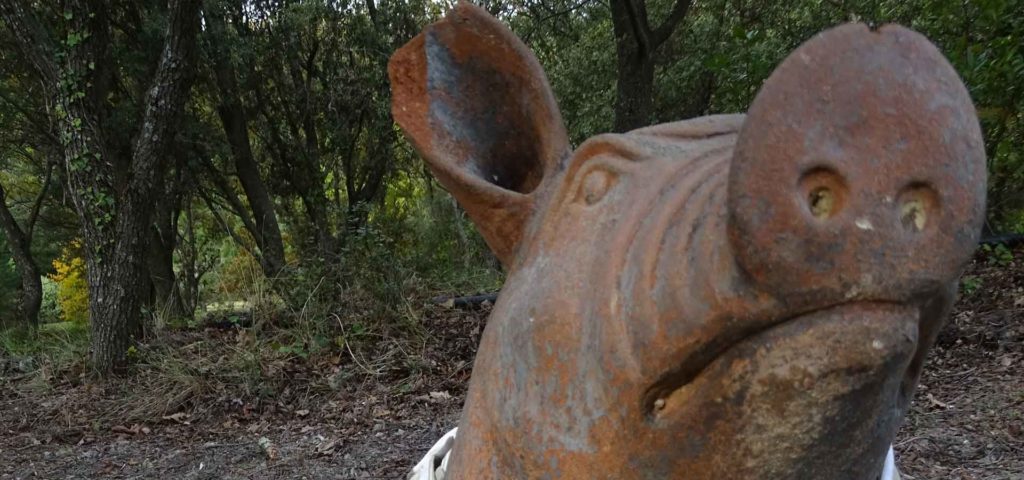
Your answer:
980,234 -> 1024,247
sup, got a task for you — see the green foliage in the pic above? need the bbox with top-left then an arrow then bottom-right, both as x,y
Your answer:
208,243 -> 263,301
982,243 -> 1016,266
961,275 -> 982,295
375,173 -> 504,293
0,321 -> 90,376
521,3 -> 617,143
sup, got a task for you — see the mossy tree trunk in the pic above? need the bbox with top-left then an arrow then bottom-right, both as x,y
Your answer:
0,0 -> 202,375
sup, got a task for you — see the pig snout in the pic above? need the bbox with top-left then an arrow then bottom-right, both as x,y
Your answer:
727,24 -> 985,307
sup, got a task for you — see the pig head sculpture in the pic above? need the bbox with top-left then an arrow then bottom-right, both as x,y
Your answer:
389,3 -> 986,479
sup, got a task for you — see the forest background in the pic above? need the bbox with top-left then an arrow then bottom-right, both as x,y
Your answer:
0,0 -> 1020,376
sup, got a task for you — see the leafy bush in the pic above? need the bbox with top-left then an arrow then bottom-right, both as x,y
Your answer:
0,320 -> 90,382
209,244 -> 264,301
38,277 -> 62,324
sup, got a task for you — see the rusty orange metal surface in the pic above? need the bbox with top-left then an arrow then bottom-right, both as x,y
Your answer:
389,3 -> 986,479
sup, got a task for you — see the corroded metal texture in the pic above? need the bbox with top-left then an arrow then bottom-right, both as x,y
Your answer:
388,3 -> 986,479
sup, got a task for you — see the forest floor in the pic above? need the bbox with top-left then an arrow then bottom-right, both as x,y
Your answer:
1,248 -> 1022,479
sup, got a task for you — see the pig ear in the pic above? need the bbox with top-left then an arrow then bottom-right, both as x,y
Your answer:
388,1 -> 570,267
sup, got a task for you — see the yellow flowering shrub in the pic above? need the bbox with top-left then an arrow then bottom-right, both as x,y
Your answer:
49,240 -> 89,323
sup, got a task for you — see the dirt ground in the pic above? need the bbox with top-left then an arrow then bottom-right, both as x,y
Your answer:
1,248 -> 1022,479
895,246 -> 1024,480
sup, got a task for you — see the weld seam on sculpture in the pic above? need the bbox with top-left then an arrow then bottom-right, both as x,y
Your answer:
391,2 -> 985,478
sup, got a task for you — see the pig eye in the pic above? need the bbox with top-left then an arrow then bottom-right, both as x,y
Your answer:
579,169 -> 615,205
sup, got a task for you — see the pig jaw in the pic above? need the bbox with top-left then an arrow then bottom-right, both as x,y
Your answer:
638,302 -> 928,479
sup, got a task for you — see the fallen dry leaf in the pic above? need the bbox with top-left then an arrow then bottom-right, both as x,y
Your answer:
257,436 -> 278,461
110,425 -> 144,435
429,391 -> 452,402
161,412 -> 190,425
314,439 -> 337,456
926,392 -> 951,409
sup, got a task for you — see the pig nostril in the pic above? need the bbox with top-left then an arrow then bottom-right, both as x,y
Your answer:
808,187 -> 835,219
901,199 -> 926,231
898,183 -> 938,232
799,167 -> 847,220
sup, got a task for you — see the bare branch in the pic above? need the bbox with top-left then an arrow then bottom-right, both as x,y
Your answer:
651,0 -> 694,48
0,0 -> 58,88
25,159 -> 54,238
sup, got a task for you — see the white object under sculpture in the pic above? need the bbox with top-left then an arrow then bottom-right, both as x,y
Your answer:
407,429 -> 900,480
407,428 -> 457,480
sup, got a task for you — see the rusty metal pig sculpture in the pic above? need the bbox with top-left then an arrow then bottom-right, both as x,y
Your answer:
389,3 -> 986,479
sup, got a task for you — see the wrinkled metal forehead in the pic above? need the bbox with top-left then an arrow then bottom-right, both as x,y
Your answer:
567,114 -> 745,170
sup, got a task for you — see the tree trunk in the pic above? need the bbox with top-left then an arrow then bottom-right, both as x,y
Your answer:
249,27 -> 336,259
613,44 -> 656,132
343,0 -> 406,233
0,183 -> 42,328
343,135 -> 391,235
146,156 -> 189,320
86,244 -> 146,369
220,103 -> 288,276
300,189 -> 337,257
1,0 -> 202,375
91,0 -> 201,374
147,225 -> 187,319
259,103 -> 337,258
180,198 -> 200,313
206,9 -> 287,278
609,0 -> 694,132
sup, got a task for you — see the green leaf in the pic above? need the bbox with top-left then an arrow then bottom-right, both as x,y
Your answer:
65,32 -> 82,47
